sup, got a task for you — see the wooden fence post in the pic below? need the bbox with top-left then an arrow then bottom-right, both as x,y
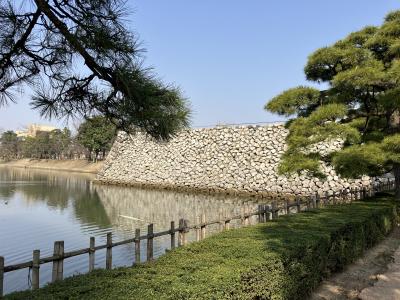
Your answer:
135,229 -> 141,264
315,192 -> 320,208
195,216 -> 201,241
306,197 -> 311,210
265,205 -> 271,221
324,191 -> 329,205
106,233 -> 112,269
244,205 -> 250,225
178,220 -> 188,246
0,256 -> 4,297
183,220 -> 189,246
147,224 -> 154,262
296,197 -> 301,213
170,222 -> 175,250
258,205 -> 265,222
240,207 -> 245,225
271,201 -> 278,220
178,219 -> 184,246
201,214 -> 206,239
52,241 -> 64,282
32,250 -> 40,290
286,199 -> 290,214
89,237 -> 95,272
224,211 -> 230,230
312,195 -> 317,209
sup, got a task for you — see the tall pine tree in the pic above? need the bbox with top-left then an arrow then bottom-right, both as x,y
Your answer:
0,0 -> 190,139
266,10 -> 400,199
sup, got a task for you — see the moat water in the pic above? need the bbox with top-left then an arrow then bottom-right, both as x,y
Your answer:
0,167 -> 261,294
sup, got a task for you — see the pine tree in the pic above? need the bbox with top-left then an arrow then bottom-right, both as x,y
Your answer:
0,0 -> 190,140
265,10 -> 400,199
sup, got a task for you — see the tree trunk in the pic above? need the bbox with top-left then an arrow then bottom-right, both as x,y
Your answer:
394,163 -> 400,201
87,150 -> 92,162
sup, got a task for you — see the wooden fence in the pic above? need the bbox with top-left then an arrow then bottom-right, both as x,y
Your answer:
0,179 -> 394,297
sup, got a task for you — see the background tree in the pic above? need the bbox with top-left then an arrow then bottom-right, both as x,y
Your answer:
66,138 -> 87,160
0,0 -> 190,139
49,128 -> 71,159
77,116 -> 116,162
265,10 -> 400,199
0,130 -> 18,160
35,131 -> 51,159
21,136 -> 39,159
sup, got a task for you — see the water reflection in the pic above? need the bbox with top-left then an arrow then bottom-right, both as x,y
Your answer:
0,167 -> 261,295
0,167 -> 93,207
95,184 -> 255,231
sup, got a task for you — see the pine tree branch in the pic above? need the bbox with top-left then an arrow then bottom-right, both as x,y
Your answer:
0,8 -> 41,76
33,0 -> 114,83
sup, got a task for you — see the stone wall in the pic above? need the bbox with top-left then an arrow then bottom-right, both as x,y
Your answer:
97,124 -> 373,198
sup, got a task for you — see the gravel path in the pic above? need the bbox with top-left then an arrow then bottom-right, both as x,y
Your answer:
311,225 -> 400,300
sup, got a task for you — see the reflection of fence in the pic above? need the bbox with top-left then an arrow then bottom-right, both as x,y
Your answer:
0,179 -> 394,296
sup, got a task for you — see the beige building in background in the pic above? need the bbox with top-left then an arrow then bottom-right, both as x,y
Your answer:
16,124 -> 57,138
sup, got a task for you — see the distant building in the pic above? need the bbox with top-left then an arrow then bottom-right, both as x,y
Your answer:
16,124 -> 57,138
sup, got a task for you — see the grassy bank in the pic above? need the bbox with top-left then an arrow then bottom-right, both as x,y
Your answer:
6,193 -> 398,300
0,159 -> 103,174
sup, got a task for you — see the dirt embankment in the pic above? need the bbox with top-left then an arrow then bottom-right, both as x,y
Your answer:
0,159 -> 103,174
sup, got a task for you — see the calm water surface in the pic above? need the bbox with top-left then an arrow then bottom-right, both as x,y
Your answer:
0,167 -> 261,294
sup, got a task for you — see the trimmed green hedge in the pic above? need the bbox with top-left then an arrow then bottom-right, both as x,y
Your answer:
6,193 -> 398,300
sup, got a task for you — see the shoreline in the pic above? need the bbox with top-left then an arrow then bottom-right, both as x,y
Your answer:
0,159 -> 103,174
93,178 -> 300,200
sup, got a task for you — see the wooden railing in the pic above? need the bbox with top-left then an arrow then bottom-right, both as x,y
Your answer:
0,179 -> 394,297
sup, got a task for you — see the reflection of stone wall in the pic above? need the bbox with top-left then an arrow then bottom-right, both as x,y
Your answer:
97,124 -> 372,197
94,184 -> 257,230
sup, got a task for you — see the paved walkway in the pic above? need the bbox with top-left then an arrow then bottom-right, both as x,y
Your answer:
359,244 -> 400,300
311,225 -> 400,300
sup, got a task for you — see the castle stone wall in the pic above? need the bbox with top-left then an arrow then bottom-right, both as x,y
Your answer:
97,124 -> 372,198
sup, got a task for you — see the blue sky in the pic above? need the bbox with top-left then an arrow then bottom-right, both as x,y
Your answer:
0,0 -> 399,131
